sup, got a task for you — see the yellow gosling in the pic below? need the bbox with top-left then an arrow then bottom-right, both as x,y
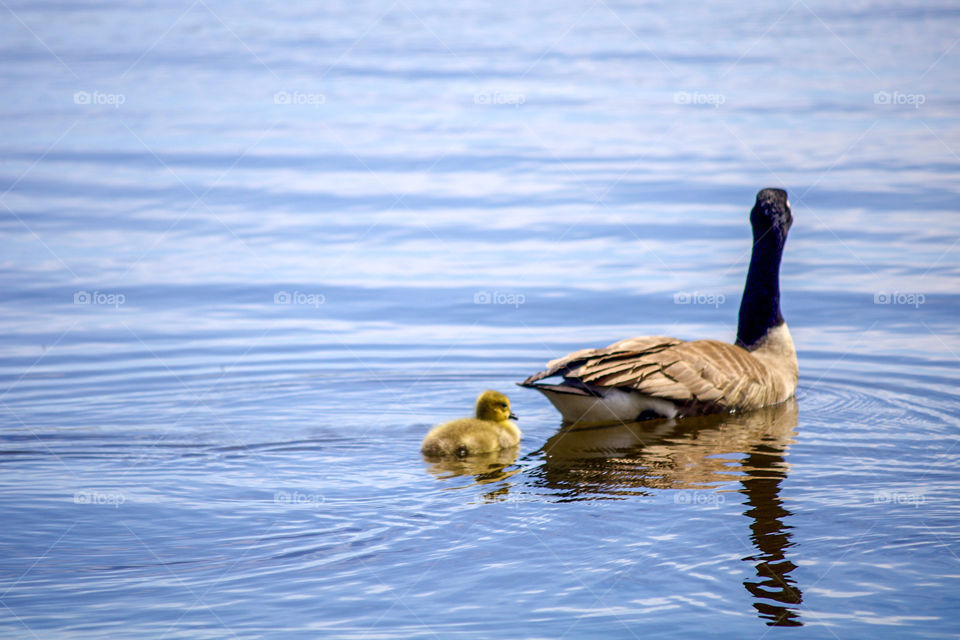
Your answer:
421,390 -> 520,457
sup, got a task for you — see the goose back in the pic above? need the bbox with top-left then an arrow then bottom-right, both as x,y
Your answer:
522,326 -> 796,415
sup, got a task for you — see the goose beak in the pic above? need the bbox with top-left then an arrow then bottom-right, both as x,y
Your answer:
509,411 -> 518,421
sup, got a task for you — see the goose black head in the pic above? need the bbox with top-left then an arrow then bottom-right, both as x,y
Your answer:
751,188 -> 792,246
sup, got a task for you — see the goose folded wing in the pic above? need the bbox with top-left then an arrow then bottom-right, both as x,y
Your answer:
522,336 -> 681,385
540,338 -> 773,408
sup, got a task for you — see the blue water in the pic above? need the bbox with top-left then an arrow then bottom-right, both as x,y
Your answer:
2,1 -> 960,637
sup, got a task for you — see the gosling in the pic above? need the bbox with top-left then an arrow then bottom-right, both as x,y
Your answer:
421,390 -> 520,457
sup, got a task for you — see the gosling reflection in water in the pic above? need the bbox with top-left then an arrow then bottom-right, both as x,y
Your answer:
422,447 -> 520,486
535,399 -> 802,627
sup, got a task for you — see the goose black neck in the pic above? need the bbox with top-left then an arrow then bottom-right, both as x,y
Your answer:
736,228 -> 786,350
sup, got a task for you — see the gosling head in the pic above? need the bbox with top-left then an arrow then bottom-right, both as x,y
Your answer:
475,390 -> 517,423
751,188 -> 793,246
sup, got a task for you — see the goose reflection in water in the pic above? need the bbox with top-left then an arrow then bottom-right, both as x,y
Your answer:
533,399 -> 802,627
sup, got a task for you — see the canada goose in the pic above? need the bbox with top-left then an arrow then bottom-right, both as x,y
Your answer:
521,188 -> 797,425
421,390 -> 521,457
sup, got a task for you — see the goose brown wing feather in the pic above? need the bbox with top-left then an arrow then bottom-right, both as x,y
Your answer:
523,336 -> 682,385
525,337 -> 785,411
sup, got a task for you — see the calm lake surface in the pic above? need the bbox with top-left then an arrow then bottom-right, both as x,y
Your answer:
2,1 -> 959,638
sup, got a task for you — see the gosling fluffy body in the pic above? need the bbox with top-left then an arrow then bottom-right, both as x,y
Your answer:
421,390 -> 520,457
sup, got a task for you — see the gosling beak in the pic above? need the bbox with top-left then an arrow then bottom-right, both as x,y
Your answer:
509,411 -> 518,421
